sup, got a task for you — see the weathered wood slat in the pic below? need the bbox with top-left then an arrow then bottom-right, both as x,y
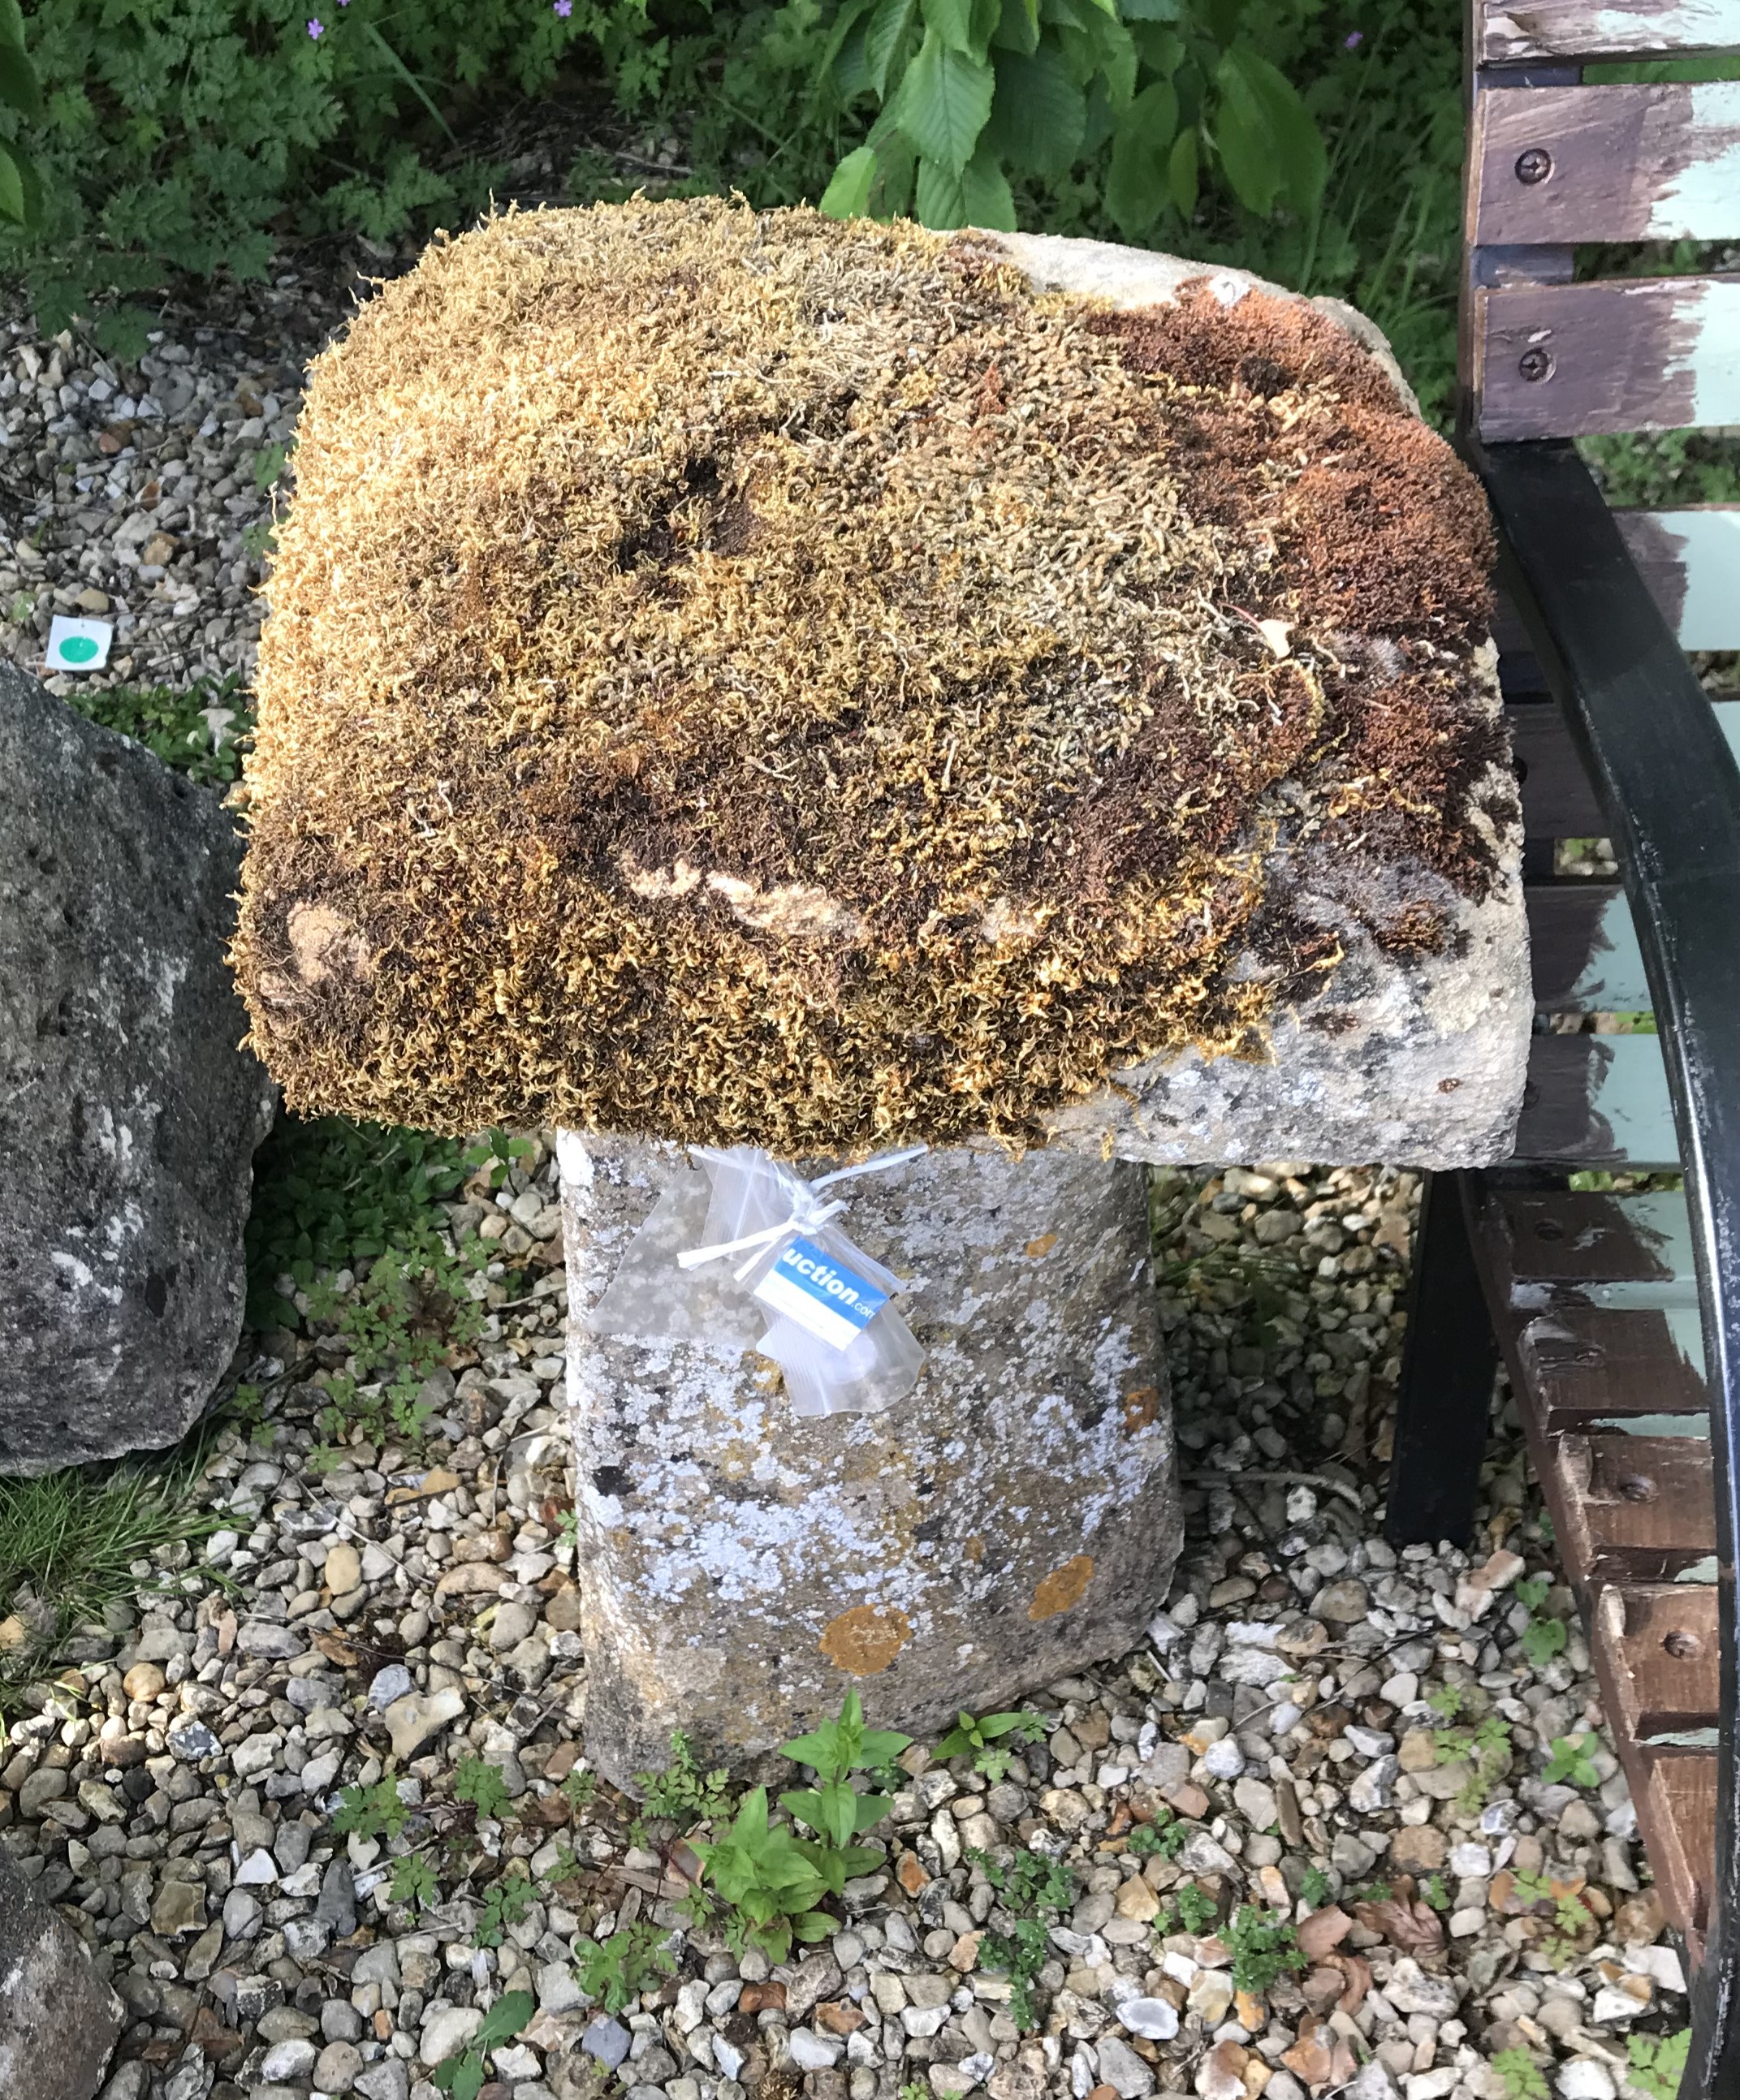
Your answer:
1509,696 -> 1740,835
1614,506 -> 1740,650
1530,883 -> 1650,1010
1472,84 -> 1740,244
1513,1301 -> 1708,1430
1492,1186 -> 1691,1286
1595,1583 -> 1721,1736
1518,1032 -> 1677,1165
1475,277 -> 1740,438
1480,0 -> 1740,64
1555,1434 -> 1717,1579
1640,1751 -> 1717,1956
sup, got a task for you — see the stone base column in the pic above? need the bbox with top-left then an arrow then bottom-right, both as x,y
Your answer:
558,1136 -> 1181,1783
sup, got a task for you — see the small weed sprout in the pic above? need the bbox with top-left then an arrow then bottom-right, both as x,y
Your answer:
1626,2031 -> 1691,2100
1126,1812 -> 1187,1861
934,1707 -> 1047,1782
1543,1733 -> 1600,1789
970,1846 -> 1077,2030
1226,1905 -> 1306,1995
1174,1882 -> 1218,1935
1492,2047 -> 1550,2100
1300,1865 -> 1332,1908
573,1924 -> 677,2012
431,1989 -> 534,2100
333,1777 -> 411,1842
454,1757 -> 512,1822
634,1728 -> 735,1832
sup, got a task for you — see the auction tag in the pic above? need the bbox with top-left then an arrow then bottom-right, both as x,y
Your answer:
753,1235 -> 889,1351
46,615 -> 114,672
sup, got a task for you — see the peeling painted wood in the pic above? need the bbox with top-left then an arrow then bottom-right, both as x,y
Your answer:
1472,83 -> 1740,244
1507,693 -> 1740,834
1595,1582 -> 1720,1737
1530,883 -> 1650,1010
1614,505 -> 1740,650
1493,1185 -> 1691,1285
1481,0 -> 1740,64
1555,1432 -> 1717,1579
1518,1030 -> 1678,1164
1476,275 -> 1740,438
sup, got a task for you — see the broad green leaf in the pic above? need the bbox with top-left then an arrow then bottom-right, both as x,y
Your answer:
857,1725 -> 913,1766
992,0 -> 1040,54
0,41 -> 41,119
835,22 -> 874,99
922,0 -> 978,54
0,142 -> 24,228
1212,44 -> 1325,215
1116,0 -> 1180,17
865,0 -> 919,96
1129,24 -> 1184,73
0,0 -> 24,50
793,1908 -> 835,1941
1105,80 -> 1177,232
914,145 -> 1016,227
1167,122 -> 1199,215
984,41 -> 1086,175
899,32 -> 995,174
1091,15 -> 1138,110
820,145 -> 879,218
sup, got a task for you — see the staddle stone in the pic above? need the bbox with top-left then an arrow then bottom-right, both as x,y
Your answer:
234,201 -> 1526,1170
0,664 -> 274,1472
559,1134 -> 1179,1779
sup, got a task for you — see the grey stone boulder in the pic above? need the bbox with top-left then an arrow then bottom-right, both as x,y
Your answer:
0,1835 -> 124,2097
0,664 -> 274,1472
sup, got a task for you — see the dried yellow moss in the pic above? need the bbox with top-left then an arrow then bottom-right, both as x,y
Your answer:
234,198 -> 1501,1154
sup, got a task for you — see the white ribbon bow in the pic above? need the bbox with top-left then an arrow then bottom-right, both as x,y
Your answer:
676,1145 -> 930,1283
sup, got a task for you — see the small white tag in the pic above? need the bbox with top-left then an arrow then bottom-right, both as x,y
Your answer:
753,1235 -> 890,1352
46,615 -> 113,672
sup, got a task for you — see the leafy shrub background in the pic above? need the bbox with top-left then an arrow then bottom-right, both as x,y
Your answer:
2,0 -> 1467,411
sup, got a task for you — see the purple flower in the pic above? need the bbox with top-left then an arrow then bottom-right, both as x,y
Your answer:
1343,28 -> 1362,46
307,15 -> 323,34
553,0 -> 572,15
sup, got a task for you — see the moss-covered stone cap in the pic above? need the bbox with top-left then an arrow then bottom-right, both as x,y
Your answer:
234,199 -> 1504,1156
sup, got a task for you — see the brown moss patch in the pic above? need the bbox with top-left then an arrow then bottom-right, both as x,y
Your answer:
234,201 -> 1507,1153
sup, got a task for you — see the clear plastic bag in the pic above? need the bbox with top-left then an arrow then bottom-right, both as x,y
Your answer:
592,1142 -> 927,1417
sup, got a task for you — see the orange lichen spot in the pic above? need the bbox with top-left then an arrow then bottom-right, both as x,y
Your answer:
818,1603 -> 913,1675
1025,1234 -> 1059,1259
1121,1386 -> 1161,1432
1030,1554 -> 1095,1621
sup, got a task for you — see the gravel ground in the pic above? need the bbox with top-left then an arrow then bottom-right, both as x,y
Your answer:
0,310 -> 1690,2100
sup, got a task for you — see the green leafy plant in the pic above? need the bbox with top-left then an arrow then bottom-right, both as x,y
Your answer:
1126,1810 -> 1186,1860
1300,1865 -> 1332,1908
1521,1612 -> 1569,1668
816,0 -> 1325,239
933,1705 -> 1042,1780
573,1922 -> 677,2013
454,1757 -> 512,1822
467,1128 -> 539,1192
970,1846 -> 1077,2028
0,1 -> 43,231
431,1988 -> 535,2100
1492,2048 -> 1550,2100
391,1852 -> 439,1910
1430,1701 -> 1513,1817
1173,1882 -> 1217,1934
334,1777 -> 412,1842
66,674 -> 253,789
476,1865 -> 536,1947
305,1234 -> 489,1459
1544,1733 -> 1600,1789
687,1784 -> 836,1964
244,1115 -> 476,1330
1425,1681 -> 1465,1723
1421,1874 -> 1449,1912
780,1689 -> 911,1889
1626,2030 -> 1690,2100
1225,1904 -> 1306,1995
563,1766 -> 598,1813
635,1727 -> 736,1832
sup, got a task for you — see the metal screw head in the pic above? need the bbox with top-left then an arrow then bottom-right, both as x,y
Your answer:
1515,146 -> 1552,184
1518,346 -> 1554,383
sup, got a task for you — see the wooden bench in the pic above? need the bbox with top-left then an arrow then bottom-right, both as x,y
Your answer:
1384,4 -> 1740,2088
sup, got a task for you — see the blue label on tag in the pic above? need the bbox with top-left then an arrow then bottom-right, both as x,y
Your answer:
767,1236 -> 888,1331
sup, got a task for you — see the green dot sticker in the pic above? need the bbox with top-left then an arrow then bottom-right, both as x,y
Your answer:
46,614 -> 114,672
